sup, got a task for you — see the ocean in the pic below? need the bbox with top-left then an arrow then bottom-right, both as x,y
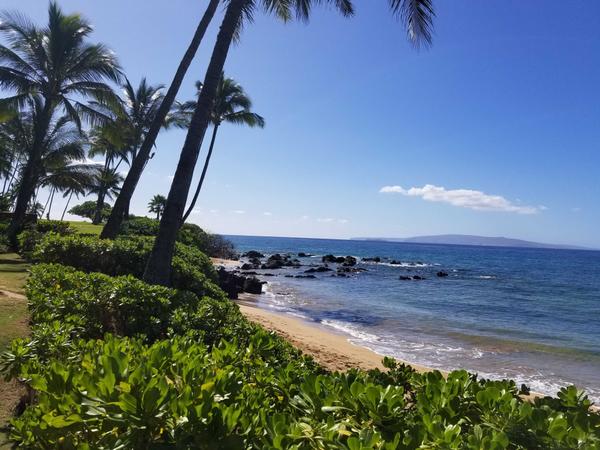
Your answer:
225,234 -> 600,402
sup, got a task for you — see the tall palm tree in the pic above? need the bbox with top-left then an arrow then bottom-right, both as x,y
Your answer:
0,100 -> 91,220
181,75 -> 264,222
148,194 -> 167,220
0,2 -> 121,243
146,0 -> 435,285
144,0 -> 358,285
100,0 -> 221,239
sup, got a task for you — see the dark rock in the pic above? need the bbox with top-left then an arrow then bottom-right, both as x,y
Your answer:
342,256 -> 357,267
336,273 -> 348,277
305,266 -> 332,273
241,271 -> 258,275
263,254 -> 284,269
412,275 -> 425,280
262,273 -> 275,277
322,254 -> 337,263
399,275 -> 412,281
249,257 -> 261,266
243,250 -> 264,258
437,271 -> 449,278
243,277 -> 263,294
295,274 -> 316,279
217,268 -> 244,299
362,257 -> 381,263
298,252 -> 312,258
240,263 -> 254,271
390,260 -> 403,265
284,275 -> 294,278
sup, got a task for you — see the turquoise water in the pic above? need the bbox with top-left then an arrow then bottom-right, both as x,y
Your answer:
226,235 -> 600,401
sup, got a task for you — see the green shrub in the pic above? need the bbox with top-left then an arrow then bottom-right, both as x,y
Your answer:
16,220 -> 74,260
32,233 -> 221,299
119,216 -> 159,236
9,332 -> 600,449
35,220 -> 73,235
119,217 -> 237,259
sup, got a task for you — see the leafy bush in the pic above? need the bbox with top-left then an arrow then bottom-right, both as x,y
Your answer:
16,220 -> 74,260
35,219 -> 73,234
9,333 -> 600,449
119,216 -> 237,259
1,263 -> 254,378
32,233 -> 221,299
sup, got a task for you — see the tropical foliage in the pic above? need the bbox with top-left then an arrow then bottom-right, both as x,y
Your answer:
0,2 -> 121,241
181,74 -> 265,221
148,194 -> 167,220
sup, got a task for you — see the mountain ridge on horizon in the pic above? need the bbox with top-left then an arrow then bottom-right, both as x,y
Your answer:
351,234 -> 592,250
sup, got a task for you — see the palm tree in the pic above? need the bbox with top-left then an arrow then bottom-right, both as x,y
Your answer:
89,166 -> 124,224
181,75 -> 264,222
146,0 -> 437,285
100,0 -> 221,239
144,0 -> 354,285
0,2 -> 121,243
0,99 -> 92,220
148,194 -> 167,220
90,77 -> 187,218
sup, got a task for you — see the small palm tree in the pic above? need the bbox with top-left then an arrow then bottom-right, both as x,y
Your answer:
88,167 -> 124,224
0,1 -> 121,241
148,194 -> 167,220
181,74 -> 264,222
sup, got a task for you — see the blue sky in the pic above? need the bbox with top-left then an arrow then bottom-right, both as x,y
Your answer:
4,1 -> 600,247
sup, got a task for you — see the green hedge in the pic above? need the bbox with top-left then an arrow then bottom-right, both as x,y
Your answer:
32,233 -> 222,300
9,333 -> 600,449
120,216 -> 237,259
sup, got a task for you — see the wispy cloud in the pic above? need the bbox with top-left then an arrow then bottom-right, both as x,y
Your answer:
231,210 -> 246,215
317,218 -> 335,223
380,184 -> 544,214
263,212 -> 273,216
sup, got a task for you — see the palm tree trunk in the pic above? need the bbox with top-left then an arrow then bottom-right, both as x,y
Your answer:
93,192 -> 105,225
100,0 -> 220,240
61,191 -> 73,221
144,0 -> 246,286
45,188 -> 56,220
41,188 -> 54,218
7,101 -> 53,245
182,124 -> 219,222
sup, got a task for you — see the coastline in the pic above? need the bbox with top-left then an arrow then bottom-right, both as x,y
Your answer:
237,293 -> 432,373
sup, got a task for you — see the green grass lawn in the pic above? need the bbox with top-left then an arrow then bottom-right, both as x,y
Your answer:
0,253 -> 29,448
67,220 -> 103,235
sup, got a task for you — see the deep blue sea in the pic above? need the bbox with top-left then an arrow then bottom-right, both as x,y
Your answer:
226,235 -> 600,401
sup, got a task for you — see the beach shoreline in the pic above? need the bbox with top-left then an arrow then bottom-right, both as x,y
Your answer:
236,293 -> 432,373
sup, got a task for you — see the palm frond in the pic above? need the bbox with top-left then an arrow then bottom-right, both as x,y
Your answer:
389,0 -> 435,48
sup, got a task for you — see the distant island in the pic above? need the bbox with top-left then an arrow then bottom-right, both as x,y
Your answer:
351,234 -> 591,250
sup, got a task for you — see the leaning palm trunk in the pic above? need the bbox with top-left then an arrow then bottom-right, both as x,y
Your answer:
45,188 -> 56,220
100,0 -> 220,239
144,0 -> 246,285
7,103 -> 53,245
182,124 -> 219,223
61,191 -> 73,221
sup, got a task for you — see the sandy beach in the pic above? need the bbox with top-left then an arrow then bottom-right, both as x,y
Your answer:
237,294 -> 432,373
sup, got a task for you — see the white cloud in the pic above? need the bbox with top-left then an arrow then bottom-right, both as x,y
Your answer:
263,212 -> 273,216
301,215 -> 310,220
380,184 -> 543,214
209,209 -> 219,214
338,219 -> 349,224
317,218 -> 335,223
231,210 -> 246,215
